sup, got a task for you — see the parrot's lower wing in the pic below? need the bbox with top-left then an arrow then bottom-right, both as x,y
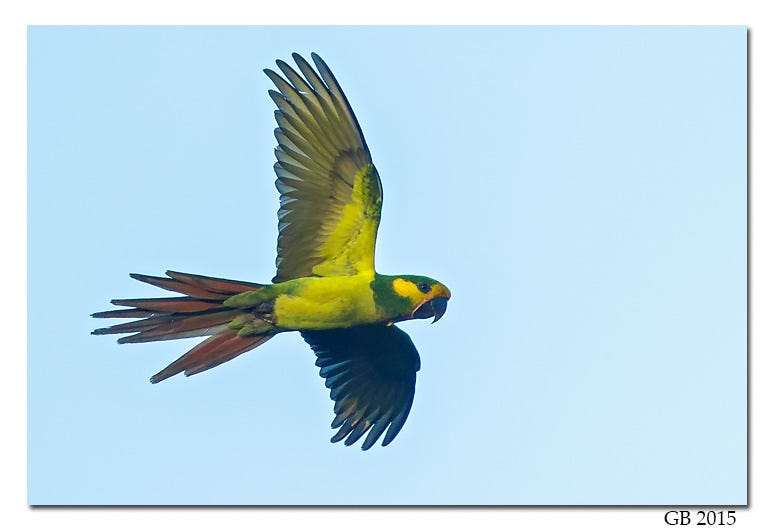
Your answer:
302,323 -> 420,450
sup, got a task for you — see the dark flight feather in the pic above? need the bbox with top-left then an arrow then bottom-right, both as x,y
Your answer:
302,323 -> 420,450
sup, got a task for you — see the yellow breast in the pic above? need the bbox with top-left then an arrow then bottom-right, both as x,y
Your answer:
273,273 -> 379,330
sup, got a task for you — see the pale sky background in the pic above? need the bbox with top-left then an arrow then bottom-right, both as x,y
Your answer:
28,26 -> 746,505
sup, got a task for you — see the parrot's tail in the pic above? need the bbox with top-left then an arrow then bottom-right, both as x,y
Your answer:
92,271 -> 274,383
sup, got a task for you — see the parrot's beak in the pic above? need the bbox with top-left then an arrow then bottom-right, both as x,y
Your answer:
412,297 -> 448,323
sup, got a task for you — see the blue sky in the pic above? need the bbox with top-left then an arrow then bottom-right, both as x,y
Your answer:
28,26 -> 746,505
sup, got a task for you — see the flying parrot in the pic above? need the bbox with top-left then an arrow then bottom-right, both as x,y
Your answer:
92,53 -> 451,450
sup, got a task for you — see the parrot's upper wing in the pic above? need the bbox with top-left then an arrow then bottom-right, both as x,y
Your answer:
266,53 -> 383,283
302,323 -> 420,450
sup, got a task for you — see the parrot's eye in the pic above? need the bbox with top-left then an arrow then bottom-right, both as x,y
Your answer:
417,282 -> 431,294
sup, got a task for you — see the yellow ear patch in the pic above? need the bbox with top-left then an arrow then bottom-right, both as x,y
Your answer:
392,278 -> 421,300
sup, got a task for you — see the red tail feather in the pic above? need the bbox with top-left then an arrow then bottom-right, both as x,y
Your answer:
93,271 -> 274,381
150,331 -> 272,383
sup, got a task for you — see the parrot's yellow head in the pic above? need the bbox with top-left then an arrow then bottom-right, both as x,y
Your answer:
389,275 -> 451,323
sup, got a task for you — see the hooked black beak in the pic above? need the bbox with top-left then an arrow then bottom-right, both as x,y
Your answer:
412,297 -> 449,323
